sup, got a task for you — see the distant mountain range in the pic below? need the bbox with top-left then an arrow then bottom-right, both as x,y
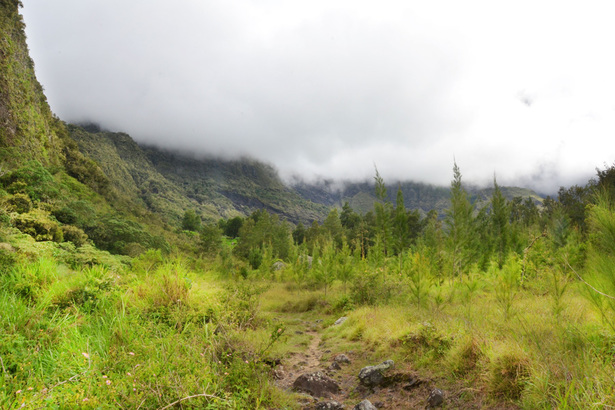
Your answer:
69,123 -> 543,225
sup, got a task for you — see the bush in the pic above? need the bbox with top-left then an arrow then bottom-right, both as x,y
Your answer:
13,209 -> 63,242
51,265 -> 117,313
0,160 -> 59,201
7,192 -> 31,213
52,200 -> 96,226
85,215 -> 169,255
61,224 -> 88,247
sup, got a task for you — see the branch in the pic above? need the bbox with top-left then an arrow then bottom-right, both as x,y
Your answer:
157,393 -> 226,410
0,355 -> 6,376
566,259 -> 615,300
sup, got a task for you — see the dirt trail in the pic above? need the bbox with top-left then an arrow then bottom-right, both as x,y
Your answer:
276,330 -> 323,391
273,320 -> 503,409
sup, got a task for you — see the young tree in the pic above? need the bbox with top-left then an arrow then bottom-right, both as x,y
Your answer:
292,222 -> 307,245
445,161 -> 475,277
323,208 -> 344,249
392,185 -> 410,272
200,223 -> 222,256
491,177 -> 510,268
393,185 -> 410,253
223,216 -> 244,238
374,166 -> 393,256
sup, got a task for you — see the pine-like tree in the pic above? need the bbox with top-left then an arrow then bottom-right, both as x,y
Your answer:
445,161 -> 475,277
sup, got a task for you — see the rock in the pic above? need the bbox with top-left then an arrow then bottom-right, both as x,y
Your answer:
427,388 -> 444,408
333,354 -> 351,364
315,401 -> 344,409
272,261 -> 286,271
333,317 -> 348,326
293,371 -> 340,398
328,361 -> 341,371
358,360 -> 395,387
353,400 -> 377,410
272,368 -> 286,380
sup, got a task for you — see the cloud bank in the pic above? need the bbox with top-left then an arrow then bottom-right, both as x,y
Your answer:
21,0 -> 615,193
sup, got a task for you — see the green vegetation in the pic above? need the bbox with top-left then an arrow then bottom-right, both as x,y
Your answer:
4,1 -> 615,407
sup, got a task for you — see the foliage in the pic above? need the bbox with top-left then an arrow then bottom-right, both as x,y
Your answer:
181,209 -> 201,231
12,208 -> 63,242
1,161 -> 59,202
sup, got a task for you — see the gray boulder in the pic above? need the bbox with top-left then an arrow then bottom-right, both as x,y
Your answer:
316,401 -> 344,409
328,361 -> 341,371
353,399 -> 377,410
358,360 -> 394,387
292,371 -> 340,398
333,354 -> 351,364
272,261 -> 286,271
334,316 -> 348,326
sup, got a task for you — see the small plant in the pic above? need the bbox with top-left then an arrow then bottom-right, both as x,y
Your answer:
487,348 -> 530,400
493,257 -> 521,321
405,250 -> 431,308
448,335 -> 483,377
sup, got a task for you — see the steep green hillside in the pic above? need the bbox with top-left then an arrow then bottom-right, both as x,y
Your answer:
0,0 -> 63,166
142,146 -> 330,223
67,124 -> 330,224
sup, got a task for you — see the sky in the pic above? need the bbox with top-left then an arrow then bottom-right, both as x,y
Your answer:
20,0 -> 615,193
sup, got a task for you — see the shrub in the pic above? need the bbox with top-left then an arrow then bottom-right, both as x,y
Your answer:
0,160 -> 59,201
13,208 -> 63,242
51,265 -> 117,313
61,224 -> 88,247
487,348 -> 530,400
448,335 -> 483,377
85,215 -> 169,255
7,192 -> 31,213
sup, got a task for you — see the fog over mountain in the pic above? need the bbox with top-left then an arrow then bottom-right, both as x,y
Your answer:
21,1 -> 615,193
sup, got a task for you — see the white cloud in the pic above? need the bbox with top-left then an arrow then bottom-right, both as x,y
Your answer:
21,0 -> 615,193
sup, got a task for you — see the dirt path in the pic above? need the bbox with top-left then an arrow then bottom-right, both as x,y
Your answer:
272,319 -> 503,409
275,329 -> 323,391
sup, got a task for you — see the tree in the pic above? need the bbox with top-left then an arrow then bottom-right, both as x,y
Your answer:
323,208 -> 344,249
223,216 -> 243,238
292,222 -> 307,245
393,185 -> 410,255
234,210 -> 292,261
445,161 -> 475,277
558,184 -> 591,232
340,202 -> 362,252
491,177 -> 510,268
373,166 -> 393,256
182,209 -> 201,232
200,223 -> 222,256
